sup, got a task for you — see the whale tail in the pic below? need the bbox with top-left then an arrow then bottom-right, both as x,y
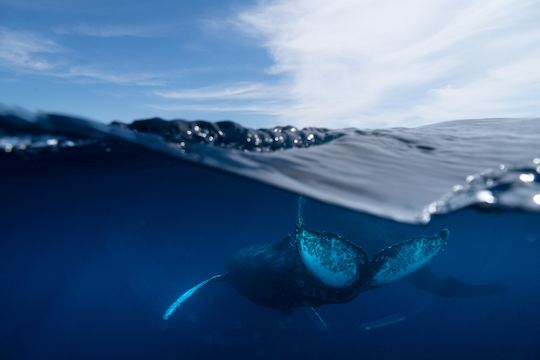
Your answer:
163,274 -> 226,321
368,229 -> 449,287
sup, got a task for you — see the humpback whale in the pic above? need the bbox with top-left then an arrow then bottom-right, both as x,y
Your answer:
163,198 -> 502,322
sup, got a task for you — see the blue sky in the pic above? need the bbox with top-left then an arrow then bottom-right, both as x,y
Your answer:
1,0 -> 539,128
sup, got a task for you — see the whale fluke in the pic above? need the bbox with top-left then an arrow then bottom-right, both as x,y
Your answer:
369,229 -> 449,287
296,224 -> 370,289
295,197 -> 370,289
163,274 -> 225,320
162,199 -> 465,325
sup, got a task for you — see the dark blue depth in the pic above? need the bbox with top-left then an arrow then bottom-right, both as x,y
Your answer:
1,158 -> 539,359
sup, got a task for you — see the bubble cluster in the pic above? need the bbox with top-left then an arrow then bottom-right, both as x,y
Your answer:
1,135 -> 82,154
114,118 -> 344,152
421,158 -> 540,223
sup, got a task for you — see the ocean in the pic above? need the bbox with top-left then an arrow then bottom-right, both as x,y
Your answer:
1,111 -> 539,359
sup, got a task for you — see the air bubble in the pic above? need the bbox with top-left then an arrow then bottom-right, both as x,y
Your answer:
519,173 -> 535,183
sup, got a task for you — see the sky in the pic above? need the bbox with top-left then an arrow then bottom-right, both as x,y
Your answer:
0,0 -> 539,129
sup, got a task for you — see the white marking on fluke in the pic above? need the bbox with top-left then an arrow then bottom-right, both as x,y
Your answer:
299,237 -> 357,287
163,274 -> 224,321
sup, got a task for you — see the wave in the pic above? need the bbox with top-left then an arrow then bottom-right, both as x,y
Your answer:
1,110 -> 539,224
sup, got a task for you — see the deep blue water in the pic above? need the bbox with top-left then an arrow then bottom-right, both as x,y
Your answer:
1,111 -> 539,359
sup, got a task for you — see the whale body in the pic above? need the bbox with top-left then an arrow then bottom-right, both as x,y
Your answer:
222,226 -> 448,312
163,197 -> 452,320
163,199 -> 503,322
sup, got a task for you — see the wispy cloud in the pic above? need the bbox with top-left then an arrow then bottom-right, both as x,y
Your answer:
54,24 -> 169,38
151,82 -> 292,117
416,56 -> 540,120
147,102 -> 287,115
154,83 -> 288,100
0,26 -> 167,86
57,65 -> 166,86
237,0 -> 540,128
0,26 -> 62,71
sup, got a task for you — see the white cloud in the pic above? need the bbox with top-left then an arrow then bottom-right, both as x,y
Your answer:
154,83 -> 288,100
0,26 -> 167,86
0,27 -> 62,71
235,0 -> 540,128
58,65 -> 166,86
54,24 -> 168,38
151,82 -> 295,118
147,102 -> 286,115
416,56 -> 540,120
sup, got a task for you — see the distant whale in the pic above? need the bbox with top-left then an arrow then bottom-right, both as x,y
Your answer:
163,198 -> 501,323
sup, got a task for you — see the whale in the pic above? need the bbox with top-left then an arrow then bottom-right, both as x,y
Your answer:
163,198 -> 502,323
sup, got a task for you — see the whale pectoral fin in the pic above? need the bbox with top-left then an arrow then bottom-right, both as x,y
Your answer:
407,266 -> 507,297
163,274 -> 225,321
369,229 -> 449,288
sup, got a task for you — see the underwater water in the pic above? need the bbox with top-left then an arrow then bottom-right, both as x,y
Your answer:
1,111 -> 539,359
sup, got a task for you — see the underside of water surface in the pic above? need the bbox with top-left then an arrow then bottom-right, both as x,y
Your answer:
1,110 -> 539,359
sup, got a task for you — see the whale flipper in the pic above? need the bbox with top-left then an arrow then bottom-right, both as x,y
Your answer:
163,274 -> 225,320
369,229 -> 449,287
407,266 -> 506,297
